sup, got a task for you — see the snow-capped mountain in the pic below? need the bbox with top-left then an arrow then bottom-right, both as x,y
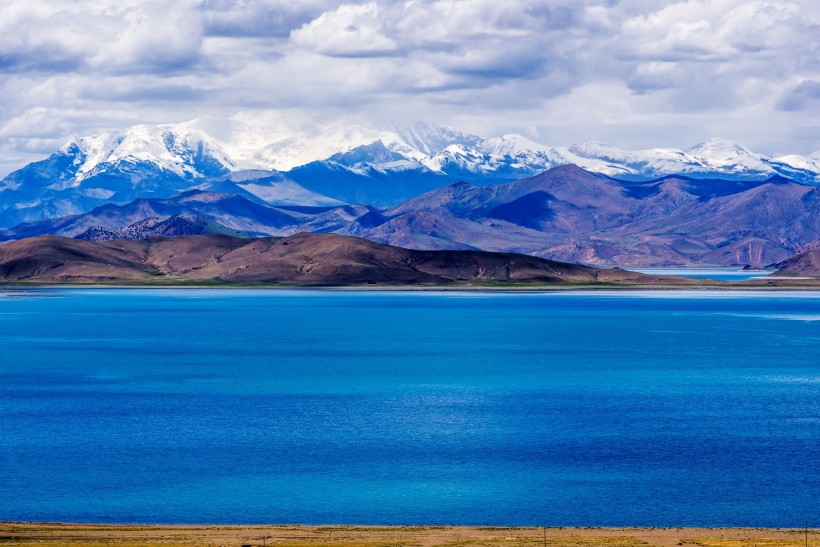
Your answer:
557,139 -> 820,185
67,124 -> 234,183
555,138 -> 820,182
424,135 -> 567,179
0,119 -> 352,226
1,113 -> 819,227
183,111 -> 399,171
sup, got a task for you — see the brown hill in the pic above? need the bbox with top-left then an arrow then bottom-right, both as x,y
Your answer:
0,232 -> 659,285
773,244 -> 820,276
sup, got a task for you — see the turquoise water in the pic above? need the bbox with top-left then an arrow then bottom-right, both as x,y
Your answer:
1,288 -> 819,526
628,268 -> 772,281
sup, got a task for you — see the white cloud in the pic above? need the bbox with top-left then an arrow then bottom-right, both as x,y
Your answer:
200,0 -> 333,38
0,0 -> 818,175
0,107 -> 71,139
91,3 -> 203,73
0,0 -> 205,75
291,3 -> 398,56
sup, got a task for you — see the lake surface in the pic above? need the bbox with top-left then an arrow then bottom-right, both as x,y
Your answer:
2,288 -> 819,527
628,267 -> 772,281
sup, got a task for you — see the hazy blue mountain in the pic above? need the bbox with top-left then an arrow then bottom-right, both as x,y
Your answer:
341,165 -> 820,268
0,190 -> 376,241
286,157 -> 451,206
75,214 -> 249,241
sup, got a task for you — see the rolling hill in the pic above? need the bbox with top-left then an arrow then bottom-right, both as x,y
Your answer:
0,232 -> 658,285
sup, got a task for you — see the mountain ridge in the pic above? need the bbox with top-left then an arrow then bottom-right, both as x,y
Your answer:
0,190 -> 374,242
341,165 -> 820,268
5,165 -> 820,268
2,116 -> 818,227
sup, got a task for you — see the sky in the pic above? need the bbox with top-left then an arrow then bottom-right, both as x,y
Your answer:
0,0 -> 819,174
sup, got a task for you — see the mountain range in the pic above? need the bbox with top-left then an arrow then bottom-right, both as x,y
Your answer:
341,165 -> 820,267
2,114 -> 819,228
0,190 -> 377,240
5,164 -> 820,268
3,116 -> 820,269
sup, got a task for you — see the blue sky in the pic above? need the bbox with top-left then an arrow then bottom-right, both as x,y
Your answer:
0,0 -> 818,173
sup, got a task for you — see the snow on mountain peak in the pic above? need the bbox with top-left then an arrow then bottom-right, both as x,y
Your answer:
567,141 -> 632,163
686,137 -> 774,175
11,113 -> 820,231
391,123 -> 483,157
687,137 -> 754,159
181,112 -> 390,171
768,153 -> 820,179
480,134 -> 552,155
559,142 -> 695,178
62,124 -> 235,183
22,114 -> 820,189
63,132 -> 122,174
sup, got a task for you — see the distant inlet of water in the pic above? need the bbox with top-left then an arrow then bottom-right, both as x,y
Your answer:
627,267 -> 772,281
1,288 -> 819,527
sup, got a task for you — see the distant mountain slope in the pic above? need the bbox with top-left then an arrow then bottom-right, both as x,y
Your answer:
0,190 -> 375,241
342,165 -> 820,267
74,214 -> 249,241
284,155 -> 451,206
0,233 -> 657,285
7,164 -> 820,267
558,138 -> 800,181
2,114 -> 819,227
0,132 -> 341,227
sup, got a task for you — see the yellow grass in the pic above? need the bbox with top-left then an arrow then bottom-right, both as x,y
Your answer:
0,524 -> 817,547
683,538 -> 820,547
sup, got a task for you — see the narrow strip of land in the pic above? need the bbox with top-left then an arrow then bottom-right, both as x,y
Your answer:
1,524 -> 818,547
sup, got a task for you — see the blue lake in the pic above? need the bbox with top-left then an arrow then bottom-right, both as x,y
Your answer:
1,288 -> 819,526
627,268 -> 772,281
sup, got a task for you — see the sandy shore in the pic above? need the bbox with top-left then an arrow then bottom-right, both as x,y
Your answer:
1,524 -> 818,547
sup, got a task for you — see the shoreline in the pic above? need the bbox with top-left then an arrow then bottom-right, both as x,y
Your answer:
2,523 -> 817,547
4,280 -> 820,292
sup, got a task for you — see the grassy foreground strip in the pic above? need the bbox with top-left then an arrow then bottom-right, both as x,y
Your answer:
0,524 -> 818,547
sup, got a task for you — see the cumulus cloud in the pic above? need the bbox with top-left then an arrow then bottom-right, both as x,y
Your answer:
291,3 -> 398,57
0,107 -> 71,139
200,0 -> 333,38
0,1 -> 205,75
0,0 -> 818,174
